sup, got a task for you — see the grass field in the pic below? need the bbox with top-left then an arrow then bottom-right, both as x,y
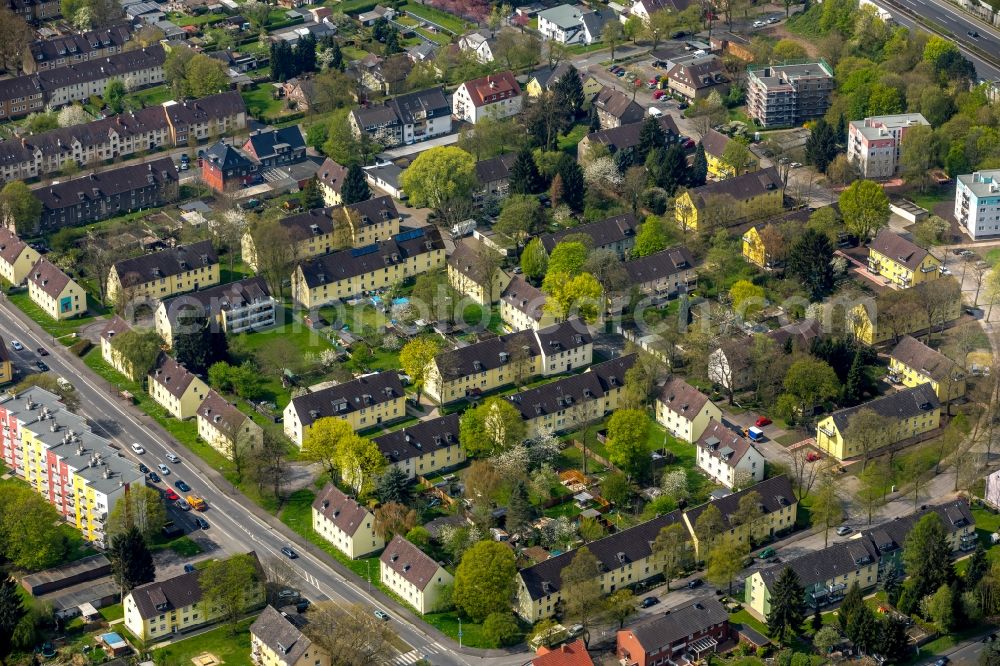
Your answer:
242,85 -> 292,121
151,618 -> 255,666
6,291 -> 95,342
125,85 -> 175,111
414,27 -> 451,45
400,1 -> 468,33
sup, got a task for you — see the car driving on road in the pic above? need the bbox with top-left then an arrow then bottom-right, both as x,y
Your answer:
281,546 -> 298,559
131,443 -> 145,454
175,480 -> 191,492
157,464 -> 170,475
10,340 -> 23,351
165,452 -> 180,463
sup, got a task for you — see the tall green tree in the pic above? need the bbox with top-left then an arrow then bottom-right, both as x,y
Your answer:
300,176 -> 323,209
560,547 -> 604,646
302,417 -> 356,480
521,237 -> 548,281
108,526 -> 155,592
805,119 -> 838,173
110,329 -> 163,381
340,163 -> 371,205
334,434 -> 385,496
783,358 -> 840,419
605,408 -> 651,481
453,541 -> 517,622
691,142 -> 708,187
173,324 -> 228,375
106,485 -> 166,539
459,397 -> 527,457
839,180 -> 890,240
705,536 -> 745,594
509,148 -> 543,195
786,228 -> 834,300
637,115 -> 666,162
810,472 -> 843,548
838,581 -> 865,631
553,65 -> 584,118
847,603 -> 879,654
0,575 -> 25,663
966,542 -> 989,591
768,567 -> 805,644
651,144 -> 687,195
0,483 -> 68,570
653,523 -> 691,590
375,467 -> 411,505
903,512 -> 955,599
632,215 -> 668,258
555,154 -> 585,211
400,146 -> 477,211
104,78 -> 126,114
505,480 -> 532,536
0,181 -> 42,236
399,337 -> 440,396
199,553 -> 261,634
877,616 -> 910,662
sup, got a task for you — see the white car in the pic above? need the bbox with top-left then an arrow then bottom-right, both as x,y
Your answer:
836,526 -> 852,536
10,340 -> 23,351
165,452 -> 180,463
157,464 -> 170,475
789,161 -> 803,168
131,443 -> 145,455
753,20 -> 764,27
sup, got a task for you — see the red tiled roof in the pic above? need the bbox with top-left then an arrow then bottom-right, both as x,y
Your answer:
533,640 -> 594,666
461,71 -> 521,108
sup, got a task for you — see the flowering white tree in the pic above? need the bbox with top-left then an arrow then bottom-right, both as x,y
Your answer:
552,204 -> 573,226
57,105 -> 89,128
72,6 -> 92,30
317,47 -> 336,71
541,516 -> 577,549
493,443 -> 530,480
583,156 -> 622,187
381,333 -> 402,351
319,349 -> 340,368
528,429 -> 561,468
660,469 -> 690,502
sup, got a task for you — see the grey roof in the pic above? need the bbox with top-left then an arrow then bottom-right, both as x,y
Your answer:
351,86 -> 450,129
594,87 -> 644,124
849,114 -> 929,141
203,141 -> 253,170
380,535 -> 444,591
20,554 -> 111,595
686,167 -> 782,210
149,355 -> 201,399
0,75 -> 43,105
197,389 -> 251,435
540,213 -> 639,253
297,226 -> 443,289
112,239 -> 217,287
519,509 -> 685,600
35,158 -> 178,212
582,116 -> 681,154
0,228 -> 32,266
447,236 -> 492,283
506,354 -> 636,420
579,10 -> 608,38
475,152 -> 518,185
163,91 -> 246,127
364,162 -> 403,189
33,45 -> 165,94
889,335 -> 962,384
312,482 -> 374,537
697,420 -> 760,469
159,276 -> 271,326
500,274 -> 546,321
528,62 -> 572,91
374,413 -> 460,464
245,126 -> 305,160
684,475 -> 795,531
317,158 -> 348,194
538,4 -> 585,29
624,246 -> 695,284
748,62 -> 834,89
829,384 -> 940,433
700,128 -> 730,158
666,55 -> 727,91
658,375 -> 711,419
250,606 -> 314,666
869,228 -> 931,272
957,170 -> 1000,198
288,371 -> 403,428
626,597 -> 729,650
129,552 -> 261,619
766,318 -> 822,349
29,23 -> 134,66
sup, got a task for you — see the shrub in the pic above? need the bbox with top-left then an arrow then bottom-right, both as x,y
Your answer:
70,339 -> 92,357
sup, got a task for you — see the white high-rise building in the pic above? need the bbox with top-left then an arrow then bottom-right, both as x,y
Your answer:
955,170 -> 1000,240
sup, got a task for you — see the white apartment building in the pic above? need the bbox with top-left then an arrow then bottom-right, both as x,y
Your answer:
452,72 -> 523,124
847,113 -> 929,179
956,170 -> 1000,240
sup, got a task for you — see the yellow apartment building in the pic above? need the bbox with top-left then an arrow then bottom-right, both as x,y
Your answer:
655,376 -> 722,444
702,128 -> 757,180
889,335 -> 966,402
291,228 -> 445,310
0,228 -> 40,285
850,278 -> 962,345
741,225 -> 788,270
500,274 -> 558,332
148,356 -> 209,420
312,482 -> 383,559
124,553 -> 265,642
107,240 -> 220,305
99,316 -> 150,382
196,390 -> 263,460
154,276 -> 274,348
316,157 -> 348,206
447,236 -> 511,305
380,535 -> 454,614
251,606 -> 330,666
373,414 -> 466,481
675,167 -> 783,232
815,383 -> 941,460
424,320 -> 593,405
868,228 -> 941,289
0,337 -> 11,384
26,258 -> 85,320
283,371 -> 405,445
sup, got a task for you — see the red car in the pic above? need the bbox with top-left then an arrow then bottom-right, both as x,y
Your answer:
755,416 -> 772,427
806,452 -> 821,462
165,488 -> 179,501
653,90 -> 666,99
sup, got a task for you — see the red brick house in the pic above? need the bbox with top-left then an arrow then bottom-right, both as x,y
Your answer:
617,598 -> 731,666
533,640 -> 594,666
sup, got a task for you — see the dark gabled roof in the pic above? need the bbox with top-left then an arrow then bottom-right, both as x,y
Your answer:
540,213 -> 639,254
346,195 -> 399,227
700,128 -> 730,158
289,371 -> 403,428
626,597 -> 729,650
529,62 -> 572,90
583,116 -> 680,154
519,510 -> 685,600
34,45 -> 165,92
351,86 -> 450,128
447,236 -> 492,283
197,389 -> 251,435
29,23 -> 133,65
99,314 -> 131,342
500,274 -> 547,321
312,482 -> 373,537
297,226 -> 443,289
870,227 -> 931,272
317,158 -> 349,194
624,246 -> 695,284
433,319 -> 592,381
657,375 -> 711,419
505,355 -> 636,420
149,356 -> 201,399
0,75 -> 42,104
889,335 -> 962,384
666,55 -> 727,91
0,335 -> 9,365
686,167 -> 783,210
0,228 -> 32,266
160,276 -> 270,326
35,158 -> 178,212
684,475 -> 795,531
112,240 -> 217,287
26,258 -> 73,299
203,141 -> 254,170
373,413 -> 460,464
380,534 -> 444,591
162,91 -> 246,127
244,126 -> 305,160
475,152 -> 518,185
129,552 -> 261,619
593,87 -> 644,124
829,384 -> 940,433
250,606 -> 314,666
766,318 -> 822,349
696,420 -> 760,469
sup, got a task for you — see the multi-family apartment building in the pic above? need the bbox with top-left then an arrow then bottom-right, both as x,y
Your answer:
98,315 -> 141,380
291,227 -> 445,309
0,228 -> 40,285
675,167 -> 784,232
26,257 -> 86,320
617,598 -> 731,666
373,414 -> 465,480
475,151 -> 518,203
424,319 -> 594,404
577,117 -> 680,165
654,376 -> 722,444
744,501 -> 975,619
537,4 -> 608,45
622,247 -> 697,302
850,277 -> 962,344
154,277 -> 274,347
196,390 -> 263,460
0,387 -> 143,546
201,126 -> 306,192
848,113 -> 930,179
452,71 -> 523,124
505,355 -> 635,438
7,0 -> 60,23
955,170 -> 1000,240
148,356 -> 210,420
500,274 -> 557,332
251,605 -> 329,666
695,420 -> 765,489
746,61 -> 834,128
348,87 -> 452,147
25,23 -> 134,74
592,87 -> 644,130
312,482 -> 383,559
867,228 -> 941,289
0,91 -> 245,184
888,335 -> 966,403
34,158 -> 179,233
380,535 -> 454,614
815,383 -> 941,460
0,338 -> 10,385
107,240 -> 220,305
447,236 -> 512,305
701,128 -> 757,180
316,158 -> 349,206
665,56 -> 730,102
124,553 -> 265,642
283,371 -> 405,445
243,197 -> 402,271
539,214 -> 640,257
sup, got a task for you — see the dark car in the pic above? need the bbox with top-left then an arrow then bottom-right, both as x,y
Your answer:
175,480 -> 191,492
147,471 -> 161,483
184,563 -> 196,573
175,499 -> 191,511
296,598 -> 310,613
640,596 -> 659,608
687,578 -> 703,589
934,658 -> 949,666
138,464 -> 149,474
282,546 -> 298,559
36,347 -> 48,356
35,361 -> 48,371
194,516 -> 209,529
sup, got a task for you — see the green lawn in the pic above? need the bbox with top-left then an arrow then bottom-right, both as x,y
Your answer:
150,618 -> 255,666
330,0 -> 379,11
400,1 -> 468,33
167,11 -> 226,25
242,85 -> 291,121
558,123 -> 590,153
99,603 -> 124,622
7,290 -> 105,342
341,44 -> 372,61
414,27 -> 451,45
124,85 -> 175,111
423,611 -> 495,649
729,608 -> 770,637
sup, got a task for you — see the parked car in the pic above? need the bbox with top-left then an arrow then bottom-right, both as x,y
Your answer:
687,579 -> 703,589
194,516 -> 210,529
165,452 -> 180,463
175,499 -> 191,511
281,546 -> 298,559
147,471 -> 160,483
184,564 -> 196,573
640,596 -> 659,608
806,451 -> 821,462
157,464 -> 170,475
753,19 -> 764,27
138,463 -> 149,474
934,658 -> 949,666
758,547 -> 776,559
35,361 -> 47,371
836,526 -> 852,536
653,89 -> 666,99
10,340 -> 22,351
131,443 -> 145,455
755,416 -> 772,427
164,488 -> 179,501
36,347 -> 48,356
175,480 -> 191,492
374,609 -> 390,620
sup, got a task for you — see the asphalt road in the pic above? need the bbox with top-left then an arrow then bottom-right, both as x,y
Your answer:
0,303 -> 476,666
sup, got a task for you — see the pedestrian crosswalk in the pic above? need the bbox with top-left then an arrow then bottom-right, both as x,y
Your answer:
394,650 -> 423,665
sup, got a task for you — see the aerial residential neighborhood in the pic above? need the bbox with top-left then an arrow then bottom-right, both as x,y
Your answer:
1,0 -> 1000,664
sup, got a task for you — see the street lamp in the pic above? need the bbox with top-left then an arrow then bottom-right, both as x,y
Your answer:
366,560 -> 371,592
458,618 -> 463,649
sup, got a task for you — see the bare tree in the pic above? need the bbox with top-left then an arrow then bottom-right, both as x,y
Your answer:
789,447 -> 822,501
844,409 -> 895,470
305,602 -> 399,666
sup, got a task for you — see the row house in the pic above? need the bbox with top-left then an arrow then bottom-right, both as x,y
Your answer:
36,45 -> 166,110
0,386 -> 143,546
154,276 -> 274,347
447,236 -> 512,305
290,227 -> 445,310
196,390 -> 263,461
0,227 -> 40,285
675,167 -> 784,232
312,482 -> 383,559
695,420 -> 765,489
106,239 -> 220,305
148,355 -> 210,420
34,158 -> 179,233
349,87 -> 452,148
539,213 -> 640,258
654,375 -> 722,444
888,335 -> 966,403
373,414 -> 466,481
283,371 -> 405,445
424,319 -> 593,405
7,0 -> 59,22
162,91 -> 248,145
621,246 -> 697,304
25,23 -> 134,74
251,605 -> 330,666
618,598 -> 731,666
26,257 -> 86,320
500,274 -> 558,332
